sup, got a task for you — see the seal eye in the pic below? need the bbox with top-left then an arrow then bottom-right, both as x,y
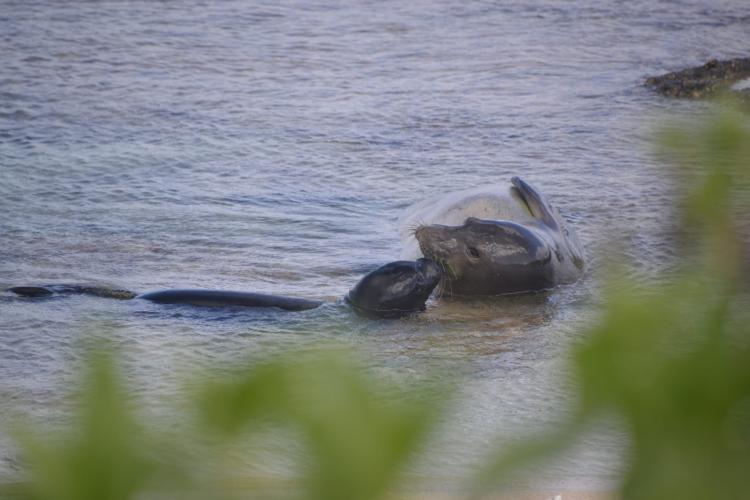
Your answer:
467,246 -> 480,258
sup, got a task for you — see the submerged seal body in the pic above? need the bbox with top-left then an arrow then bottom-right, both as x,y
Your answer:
8,259 -> 442,319
137,289 -> 323,311
411,177 -> 584,296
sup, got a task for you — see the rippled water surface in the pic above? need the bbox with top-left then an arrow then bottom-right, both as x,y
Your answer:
1,0 -> 749,489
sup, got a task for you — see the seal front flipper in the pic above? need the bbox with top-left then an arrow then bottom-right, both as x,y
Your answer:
511,176 -> 558,229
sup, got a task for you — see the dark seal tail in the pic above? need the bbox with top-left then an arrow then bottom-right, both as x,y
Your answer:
7,285 -> 137,300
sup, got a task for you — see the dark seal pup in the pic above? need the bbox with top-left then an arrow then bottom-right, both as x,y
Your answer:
410,177 -> 585,296
8,259 -> 442,319
346,258 -> 442,318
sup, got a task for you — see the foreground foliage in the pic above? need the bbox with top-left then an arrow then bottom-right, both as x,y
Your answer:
475,108 -> 750,499
7,349 -> 445,500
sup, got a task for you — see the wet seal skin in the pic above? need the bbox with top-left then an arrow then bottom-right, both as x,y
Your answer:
645,58 -> 750,100
345,258 -> 442,319
7,285 -> 136,299
137,289 -> 323,311
7,259 -> 442,319
415,177 -> 585,297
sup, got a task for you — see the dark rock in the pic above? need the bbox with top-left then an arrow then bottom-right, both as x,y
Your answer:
645,58 -> 750,99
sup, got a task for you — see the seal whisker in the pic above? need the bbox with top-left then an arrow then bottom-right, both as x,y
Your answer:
409,219 -> 427,237
435,262 -> 445,300
436,259 -> 453,299
446,265 -> 454,298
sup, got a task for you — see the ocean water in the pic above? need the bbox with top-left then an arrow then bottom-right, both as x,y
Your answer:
1,0 -> 748,490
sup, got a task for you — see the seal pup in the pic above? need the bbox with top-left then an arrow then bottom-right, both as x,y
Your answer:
346,258 -> 442,318
408,177 -> 584,296
7,259 -> 442,319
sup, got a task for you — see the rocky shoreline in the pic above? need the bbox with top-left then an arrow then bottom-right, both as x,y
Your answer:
645,58 -> 750,101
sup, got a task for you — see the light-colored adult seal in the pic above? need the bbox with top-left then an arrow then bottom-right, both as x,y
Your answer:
7,259 -> 442,319
402,177 -> 584,296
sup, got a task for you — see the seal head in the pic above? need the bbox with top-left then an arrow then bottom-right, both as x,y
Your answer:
346,258 -> 442,318
414,177 -> 585,296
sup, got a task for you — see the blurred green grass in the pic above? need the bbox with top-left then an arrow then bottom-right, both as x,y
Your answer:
6,348 -> 448,500
474,108 -> 750,499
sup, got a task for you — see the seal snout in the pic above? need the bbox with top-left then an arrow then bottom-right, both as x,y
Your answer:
415,225 -> 451,261
414,225 -> 429,243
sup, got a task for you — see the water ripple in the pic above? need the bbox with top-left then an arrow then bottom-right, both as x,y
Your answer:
2,0 -> 749,487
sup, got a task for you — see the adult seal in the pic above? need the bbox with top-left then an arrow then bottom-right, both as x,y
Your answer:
7,259 -> 442,319
403,176 -> 585,296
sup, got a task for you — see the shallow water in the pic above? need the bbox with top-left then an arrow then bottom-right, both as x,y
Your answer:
1,0 -> 748,489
